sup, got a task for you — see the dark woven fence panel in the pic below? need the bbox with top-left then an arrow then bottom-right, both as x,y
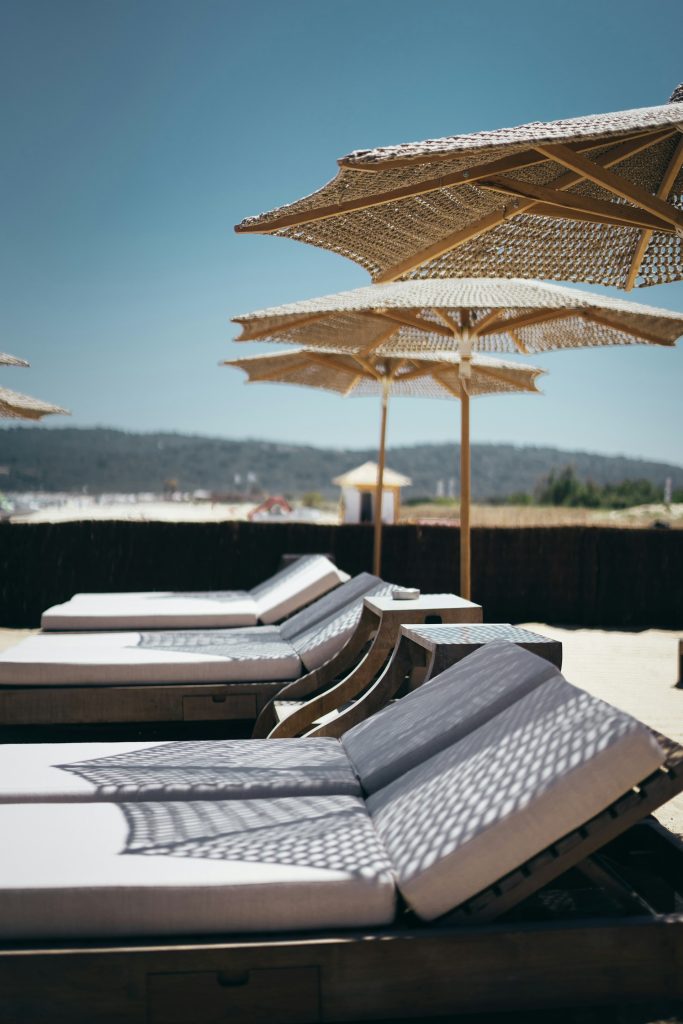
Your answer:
0,521 -> 681,629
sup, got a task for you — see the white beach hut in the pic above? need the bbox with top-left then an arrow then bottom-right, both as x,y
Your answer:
333,461 -> 411,526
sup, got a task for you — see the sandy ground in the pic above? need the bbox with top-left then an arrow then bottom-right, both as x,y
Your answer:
10,500 -> 255,523
7,499 -> 339,525
1,623 -> 680,836
7,499 -> 683,529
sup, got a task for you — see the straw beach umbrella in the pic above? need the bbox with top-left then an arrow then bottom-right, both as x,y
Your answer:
0,387 -> 70,421
0,352 -> 70,420
236,86 -> 683,291
232,278 -> 683,595
224,346 -> 543,586
0,353 -> 30,368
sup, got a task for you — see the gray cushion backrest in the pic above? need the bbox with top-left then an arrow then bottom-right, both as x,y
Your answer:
280,573 -> 383,643
289,580 -> 398,672
249,555 -> 323,601
250,555 -> 348,624
342,641 -> 559,795
367,673 -> 666,921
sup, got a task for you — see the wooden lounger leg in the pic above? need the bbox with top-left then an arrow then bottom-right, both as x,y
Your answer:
304,634 -> 425,739
266,623 -> 400,739
251,607 -> 379,738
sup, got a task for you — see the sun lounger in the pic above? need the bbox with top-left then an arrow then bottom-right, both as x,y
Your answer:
0,574 -> 395,735
1,643 -> 683,1019
40,554 -> 349,630
0,643 -> 682,1021
0,640 -> 543,803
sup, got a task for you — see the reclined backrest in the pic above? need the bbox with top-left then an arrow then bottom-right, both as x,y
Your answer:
366,669 -> 666,921
250,555 -> 350,624
286,577 -> 397,672
342,641 -> 559,795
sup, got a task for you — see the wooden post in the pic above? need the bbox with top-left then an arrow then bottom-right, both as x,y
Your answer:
373,381 -> 390,577
460,387 -> 471,600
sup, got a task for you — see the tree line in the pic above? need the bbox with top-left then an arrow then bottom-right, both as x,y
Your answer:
503,466 -> 681,509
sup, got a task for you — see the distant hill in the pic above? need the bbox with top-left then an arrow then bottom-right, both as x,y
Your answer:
1,427 -> 681,501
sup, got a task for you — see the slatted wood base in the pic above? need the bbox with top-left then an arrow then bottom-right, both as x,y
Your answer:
0,822 -> 681,1023
1,912 -> 681,1023
0,681 -> 280,737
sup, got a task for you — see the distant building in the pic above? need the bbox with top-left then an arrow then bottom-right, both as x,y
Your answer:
333,461 -> 411,525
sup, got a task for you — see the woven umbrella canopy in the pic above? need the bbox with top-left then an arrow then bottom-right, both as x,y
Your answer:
0,353 -> 30,368
0,387 -> 69,421
224,346 -> 543,588
232,278 -> 683,595
236,86 -> 683,291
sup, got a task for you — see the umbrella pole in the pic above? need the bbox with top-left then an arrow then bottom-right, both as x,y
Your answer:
373,381 -> 390,577
459,389 -> 471,599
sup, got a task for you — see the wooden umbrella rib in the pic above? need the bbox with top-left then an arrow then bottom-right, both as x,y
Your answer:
235,310 -> 340,341
478,176 -> 675,233
434,308 -> 463,335
237,131 -> 674,236
359,322 -> 402,354
523,203 -> 666,230
579,310 -> 677,346
626,234 -> 657,294
238,355 -> 314,382
509,330 -> 529,354
373,308 -> 454,337
237,143 -> 636,236
235,151 -> 551,234
431,367 -> 463,399
342,373 -> 364,396
626,135 -> 683,290
376,130 -> 677,282
470,309 -> 507,336
350,354 -> 384,380
535,143 -> 683,232
302,350 -> 369,376
388,357 -> 410,378
399,362 -> 445,382
479,307 -> 579,335
374,206 -> 530,284
252,349 -> 360,382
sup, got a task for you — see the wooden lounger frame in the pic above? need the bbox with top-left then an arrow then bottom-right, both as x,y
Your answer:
0,808 -> 681,1022
255,594 -> 482,738
0,619 -> 373,736
0,595 -> 482,740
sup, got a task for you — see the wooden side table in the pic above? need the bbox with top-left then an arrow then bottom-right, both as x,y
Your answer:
399,623 -> 562,686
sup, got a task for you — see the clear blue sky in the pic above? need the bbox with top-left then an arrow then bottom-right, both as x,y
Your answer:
1,0 -> 682,467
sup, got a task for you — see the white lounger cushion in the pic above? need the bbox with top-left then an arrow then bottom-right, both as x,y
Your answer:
40,555 -> 348,631
343,642 -> 559,795
0,576 -> 386,687
0,738 -> 361,802
0,629 -> 301,685
367,674 -> 665,921
40,590 -> 258,631
251,556 -> 350,624
0,796 -> 396,938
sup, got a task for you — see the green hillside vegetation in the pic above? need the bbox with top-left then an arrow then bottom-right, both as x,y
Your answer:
1,427 -> 682,503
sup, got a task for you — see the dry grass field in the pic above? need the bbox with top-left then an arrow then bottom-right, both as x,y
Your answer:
401,501 -> 683,529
